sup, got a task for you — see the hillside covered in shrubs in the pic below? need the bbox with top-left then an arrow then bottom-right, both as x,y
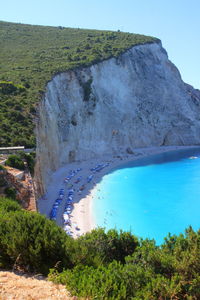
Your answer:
0,196 -> 199,299
0,21 -> 157,148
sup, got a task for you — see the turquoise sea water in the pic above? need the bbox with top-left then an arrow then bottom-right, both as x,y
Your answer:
92,148 -> 200,244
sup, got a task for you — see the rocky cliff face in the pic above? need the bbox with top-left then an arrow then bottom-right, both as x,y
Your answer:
35,41 -> 200,195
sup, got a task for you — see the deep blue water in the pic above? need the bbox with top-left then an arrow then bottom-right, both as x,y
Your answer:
92,148 -> 200,244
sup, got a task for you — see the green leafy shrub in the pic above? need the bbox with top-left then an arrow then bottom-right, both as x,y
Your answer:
18,151 -> 36,174
49,228 -> 200,299
49,262 -> 131,300
0,209 -> 74,274
5,154 -> 25,170
0,165 -> 5,171
71,228 -> 138,266
4,187 -> 17,200
24,152 -> 36,174
0,196 -> 199,300
0,197 -> 21,213
0,81 -> 26,95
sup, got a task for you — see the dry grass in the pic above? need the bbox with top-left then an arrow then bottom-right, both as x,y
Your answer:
0,271 -> 75,300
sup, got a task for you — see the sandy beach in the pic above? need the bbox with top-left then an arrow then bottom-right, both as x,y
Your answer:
37,145 -> 200,238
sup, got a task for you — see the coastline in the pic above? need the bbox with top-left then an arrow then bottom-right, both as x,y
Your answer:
38,145 -> 200,238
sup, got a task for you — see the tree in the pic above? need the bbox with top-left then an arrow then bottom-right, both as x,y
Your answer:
0,210 -> 74,274
5,154 -> 25,170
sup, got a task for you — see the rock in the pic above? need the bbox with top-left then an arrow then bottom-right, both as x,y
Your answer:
35,41 -> 200,195
126,147 -> 134,154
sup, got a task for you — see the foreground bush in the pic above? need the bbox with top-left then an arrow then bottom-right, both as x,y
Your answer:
1,196 -> 199,298
0,197 -> 21,213
0,197 -> 138,275
71,228 -> 138,266
0,202 -> 74,274
49,228 -> 200,300
49,261 -> 130,300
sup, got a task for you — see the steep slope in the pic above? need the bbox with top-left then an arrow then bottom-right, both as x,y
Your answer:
35,41 -> 200,194
0,21 -> 156,147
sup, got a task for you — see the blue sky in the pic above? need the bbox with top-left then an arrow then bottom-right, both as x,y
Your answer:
1,0 -> 200,89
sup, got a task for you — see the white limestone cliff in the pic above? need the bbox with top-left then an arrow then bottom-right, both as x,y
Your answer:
35,41 -> 200,195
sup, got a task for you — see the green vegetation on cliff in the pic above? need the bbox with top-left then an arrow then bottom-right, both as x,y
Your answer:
0,197 -> 199,299
0,21 -> 157,147
4,151 -> 35,174
5,154 -> 25,170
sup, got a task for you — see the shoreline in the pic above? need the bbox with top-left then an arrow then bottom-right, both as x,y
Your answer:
37,145 -> 200,238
